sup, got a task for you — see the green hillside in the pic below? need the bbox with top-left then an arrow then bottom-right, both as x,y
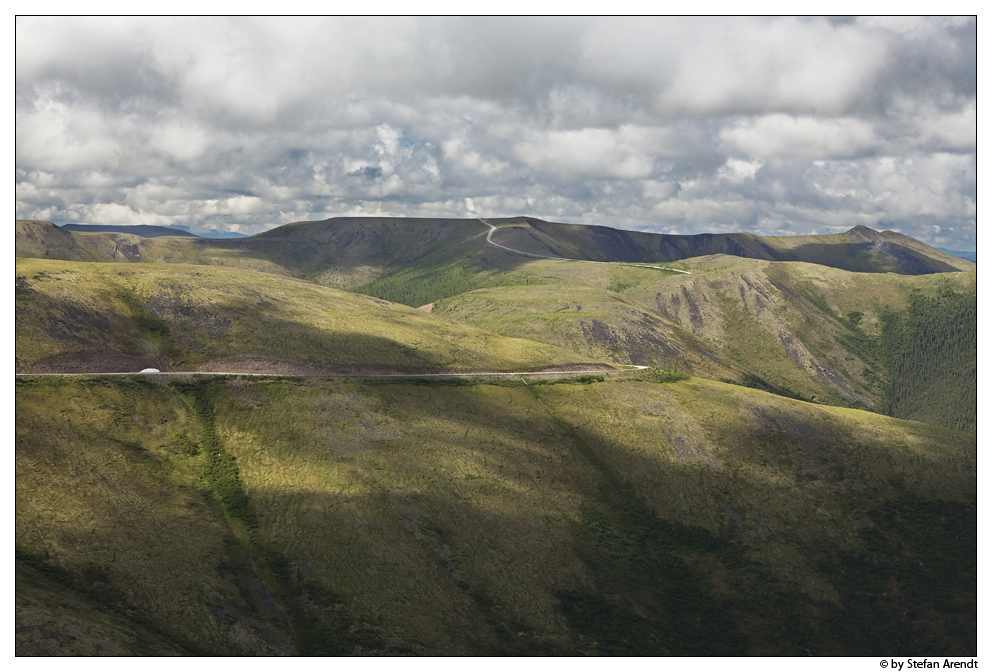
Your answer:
879,276 -> 977,433
14,213 -> 976,656
17,217 -> 974,291
431,255 -> 977,432
16,216 -> 977,431
16,374 -> 975,655
15,258 -> 591,374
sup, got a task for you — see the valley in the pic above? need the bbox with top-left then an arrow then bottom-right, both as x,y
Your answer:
14,216 -> 976,656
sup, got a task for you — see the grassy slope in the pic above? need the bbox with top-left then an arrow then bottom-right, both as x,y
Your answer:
489,217 -> 775,264
761,226 -> 973,274
17,226 -> 976,429
433,255 -> 977,430
15,258 -> 589,373
17,217 -> 974,290
15,377 -> 297,655
15,218 -> 495,290
432,281 -> 731,379
15,221 -> 99,261
348,226 -> 552,307
881,274 -> 978,433
15,216 -> 976,655
539,378 -> 975,654
16,374 -> 975,655
436,257 -> 845,387
18,246 -> 974,430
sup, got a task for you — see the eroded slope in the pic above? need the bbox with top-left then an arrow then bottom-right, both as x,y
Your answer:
433,255 -> 977,430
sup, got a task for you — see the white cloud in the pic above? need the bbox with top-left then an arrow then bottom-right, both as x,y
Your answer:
641,180 -> 680,201
656,17 -> 887,115
514,127 -> 656,180
147,119 -> 212,166
717,159 -> 762,184
441,134 -> 509,177
14,16 -> 977,249
85,203 -> 173,227
720,115 -> 880,160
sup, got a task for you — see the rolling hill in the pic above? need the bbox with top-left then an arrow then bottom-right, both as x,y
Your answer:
15,258 -> 592,375
14,214 -> 976,656
16,373 -> 976,655
17,216 -> 975,283
15,216 -> 977,431
431,255 -> 977,432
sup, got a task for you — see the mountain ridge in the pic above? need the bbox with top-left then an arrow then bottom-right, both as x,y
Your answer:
60,223 -> 200,238
16,217 -> 974,277
14,212 -> 976,656
14,217 -> 977,432
487,217 -> 969,274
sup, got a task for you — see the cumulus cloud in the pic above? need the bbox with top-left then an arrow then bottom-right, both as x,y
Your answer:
15,16 -> 976,249
720,115 -> 880,160
513,127 -> 658,180
656,17 -> 888,116
717,159 -> 763,184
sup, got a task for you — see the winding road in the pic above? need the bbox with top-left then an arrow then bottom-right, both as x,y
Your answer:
478,218 -> 565,259
477,218 -> 690,273
15,366 -> 649,381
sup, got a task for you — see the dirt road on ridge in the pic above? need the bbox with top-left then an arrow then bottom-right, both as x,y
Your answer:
476,218 -> 690,272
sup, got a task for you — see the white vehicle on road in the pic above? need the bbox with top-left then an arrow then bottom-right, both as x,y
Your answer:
139,368 -> 160,374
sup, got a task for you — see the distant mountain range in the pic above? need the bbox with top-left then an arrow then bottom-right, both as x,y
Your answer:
59,223 -> 248,239
20,217 -> 970,278
51,220 -> 974,263
478,217 -> 970,275
937,247 -> 977,263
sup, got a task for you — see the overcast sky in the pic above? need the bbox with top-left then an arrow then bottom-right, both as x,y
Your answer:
15,16 -> 977,249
